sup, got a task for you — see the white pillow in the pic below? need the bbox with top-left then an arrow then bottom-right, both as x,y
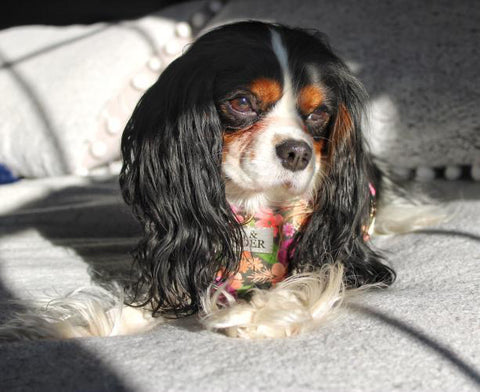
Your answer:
0,1 -> 211,177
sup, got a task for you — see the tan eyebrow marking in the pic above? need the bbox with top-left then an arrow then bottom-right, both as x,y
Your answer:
249,78 -> 282,109
298,85 -> 325,115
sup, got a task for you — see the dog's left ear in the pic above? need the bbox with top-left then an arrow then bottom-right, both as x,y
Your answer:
292,69 -> 395,287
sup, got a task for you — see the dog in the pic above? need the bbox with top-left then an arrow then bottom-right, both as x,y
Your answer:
0,21 -> 440,340
119,20 -> 397,338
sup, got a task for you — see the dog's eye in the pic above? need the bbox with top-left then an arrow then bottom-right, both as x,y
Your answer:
305,105 -> 331,140
306,105 -> 330,124
229,96 -> 255,114
219,93 -> 259,131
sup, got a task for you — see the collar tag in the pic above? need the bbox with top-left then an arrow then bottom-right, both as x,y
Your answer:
243,227 -> 274,254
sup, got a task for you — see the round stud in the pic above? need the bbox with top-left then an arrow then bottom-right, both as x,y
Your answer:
415,166 -> 436,181
471,165 -> 480,181
147,56 -> 163,72
164,40 -> 182,56
208,0 -> 223,13
175,22 -> 192,39
90,141 -> 108,159
444,165 -> 462,180
106,117 -> 122,135
191,11 -> 208,28
131,74 -> 153,91
392,167 -> 412,181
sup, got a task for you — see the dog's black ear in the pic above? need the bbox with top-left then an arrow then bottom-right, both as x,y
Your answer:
119,54 -> 243,316
291,68 -> 396,287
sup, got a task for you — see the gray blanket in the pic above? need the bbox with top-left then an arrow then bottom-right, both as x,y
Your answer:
0,175 -> 479,392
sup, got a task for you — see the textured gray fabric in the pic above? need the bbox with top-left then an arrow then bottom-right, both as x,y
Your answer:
207,0 -> 480,169
0,176 -> 479,392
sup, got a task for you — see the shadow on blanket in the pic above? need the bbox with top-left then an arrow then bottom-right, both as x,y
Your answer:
0,176 -> 144,331
0,176 -> 144,389
0,323 -> 134,392
0,176 -> 139,285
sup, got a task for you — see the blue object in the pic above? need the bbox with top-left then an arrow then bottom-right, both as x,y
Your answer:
0,163 -> 19,184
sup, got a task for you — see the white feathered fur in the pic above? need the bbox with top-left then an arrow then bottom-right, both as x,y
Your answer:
0,285 -> 161,341
200,263 -> 346,339
0,265 -> 348,340
374,178 -> 452,235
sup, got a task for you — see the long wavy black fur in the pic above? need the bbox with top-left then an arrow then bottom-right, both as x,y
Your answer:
288,55 -> 396,287
119,49 -> 245,317
120,21 -> 395,317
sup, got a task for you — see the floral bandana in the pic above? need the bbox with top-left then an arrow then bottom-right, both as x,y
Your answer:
216,202 -> 310,296
217,184 -> 376,296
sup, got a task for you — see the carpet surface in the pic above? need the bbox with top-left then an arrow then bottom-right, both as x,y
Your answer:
0,175 -> 479,392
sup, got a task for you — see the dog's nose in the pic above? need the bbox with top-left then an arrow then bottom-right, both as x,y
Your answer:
275,140 -> 312,172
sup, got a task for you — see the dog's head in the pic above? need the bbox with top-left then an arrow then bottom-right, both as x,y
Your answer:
120,21 -> 395,316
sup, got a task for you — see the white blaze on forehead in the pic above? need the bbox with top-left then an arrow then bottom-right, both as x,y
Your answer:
270,29 -> 289,74
269,29 -> 298,121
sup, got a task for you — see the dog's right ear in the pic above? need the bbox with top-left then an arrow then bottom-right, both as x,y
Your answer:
119,54 -> 244,317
